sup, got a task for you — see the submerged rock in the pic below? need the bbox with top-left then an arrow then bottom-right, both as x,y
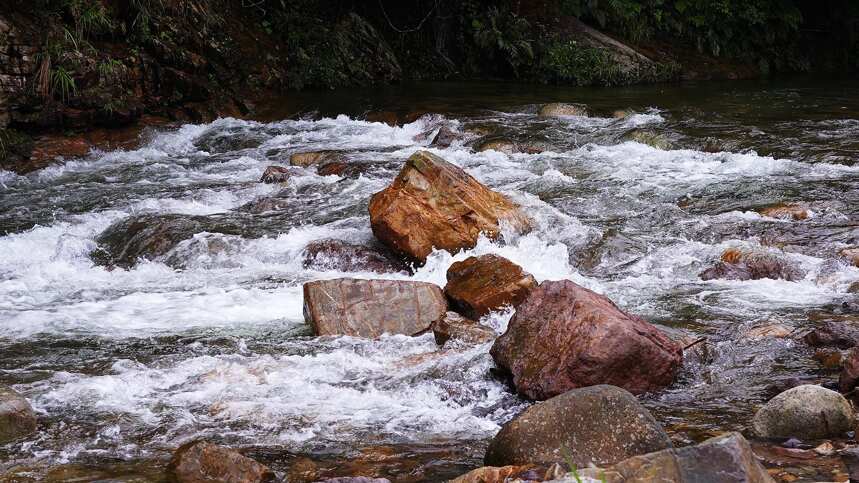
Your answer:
538,103 -> 588,117
0,385 -> 37,444
317,160 -> 370,178
302,239 -> 409,274
91,214 -> 240,268
841,248 -> 859,267
700,247 -> 804,282
303,278 -> 447,338
575,433 -> 773,483
753,385 -> 855,440
450,465 -> 543,483
431,311 -> 495,346
290,150 -> 345,167
260,165 -> 291,183
803,320 -> 859,349
624,129 -> 672,150
444,254 -> 537,319
840,346 -> 859,393
473,137 -> 544,154
485,385 -> 672,467
491,280 -> 682,400
368,151 -> 530,263
236,196 -> 291,214
168,440 -> 275,483
758,203 -> 810,221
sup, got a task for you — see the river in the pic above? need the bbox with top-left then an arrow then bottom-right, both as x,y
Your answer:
1,78 -> 858,481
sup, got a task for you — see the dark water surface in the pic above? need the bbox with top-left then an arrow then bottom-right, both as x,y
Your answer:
1,78 -> 858,481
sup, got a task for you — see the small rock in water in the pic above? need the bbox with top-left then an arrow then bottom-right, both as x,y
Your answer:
839,346 -> 859,393
320,478 -> 391,483
840,247 -> 859,267
259,165 -> 291,183
743,322 -> 793,340
813,441 -> 835,456
290,150 -> 345,167
302,239 -> 410,274
699,247 -> 804,282
538,102 -> 588,117
484,385 -> 672,467
168,440 -> 275,483
812,348 -> 843,369
429,126 -> 461,148
449,464 -> 543,483
623,129 -> 672,150
474,137 -> 519,154
303,278 -> 447,338
317,161 -> 368,178
491,280 -> 682,400
803,320 -> 859,349
444,254 -> 537,319
758,203 -> 810,221
431,311 -> 495,346
782,437 -> 804,448
368,150 -> 530,263
574,433 -> 773,483
753,384 -> 855,440
0,385 -> 37,444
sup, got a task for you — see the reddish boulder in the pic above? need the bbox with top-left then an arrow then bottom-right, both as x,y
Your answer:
700,247 -> 804,281
490,280 -> 682,399
368,151 -> 530,263
431,311 -> 496,346
444,254 -> 537,318
840,346 -> 859,393
302,239 -> 410,274
260,165 -> 291,183
168,440 -> 275,483
303,278 -> 447,338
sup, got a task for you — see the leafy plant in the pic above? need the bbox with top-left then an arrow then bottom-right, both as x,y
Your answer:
471,7 -> 535,77
50,66 -> 77,101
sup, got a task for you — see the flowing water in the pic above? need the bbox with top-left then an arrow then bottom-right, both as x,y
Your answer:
1,78 -> 858,481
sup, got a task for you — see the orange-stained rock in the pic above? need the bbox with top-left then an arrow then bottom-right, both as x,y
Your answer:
491,280 -> 682,400
431,311 -> 495,346
841,248 -> 859,268
700,247 -> 804,281
758,203 -> 809,221
444,254 -> 537,318
840,346 -> 859,393
368,151 -> 530,263
303,278 -> 447,338
290,150 -> 345,167
168,440 -> 275,483
450,465 -> 541,483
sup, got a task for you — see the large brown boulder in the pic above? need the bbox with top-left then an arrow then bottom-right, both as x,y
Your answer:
575,433 -> 774,483
303,278 -> 447,338
490,280 -> 682,400
167,440 -> 275,483
368,151 -> 530,263
700,247 -> 804,281
485,385 -> 672,467
444,255 -> 537,319
0,385 -> 37,444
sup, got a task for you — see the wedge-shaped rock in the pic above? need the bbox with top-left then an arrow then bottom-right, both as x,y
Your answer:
303,278 -> 447,338
368,151 -> 530,263
574,433 -> 774,483
485,385 -> 672,467
445,254 -> 537,318
168,440 -> 275,483
431,311 -> 495,346
491,280 -> 682,400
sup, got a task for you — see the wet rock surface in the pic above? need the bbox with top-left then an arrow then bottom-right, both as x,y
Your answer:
485,385 -> 673,467
758,203 -> 810,221
303,278 -> 447,338
301,239 -> 410,274
431,311 -> 495,346
0,384 -> 37,444
368,151 -> 530,263
538,103 -> 588,117
700,247 -> 805,281
752,385 -> 855,440
444,254 -> 537,319
491,280 -> 682,399
575,433 -> 773,483
290,150 -> 346,167
259,165 -> 292,183
168,440 -> 275,483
